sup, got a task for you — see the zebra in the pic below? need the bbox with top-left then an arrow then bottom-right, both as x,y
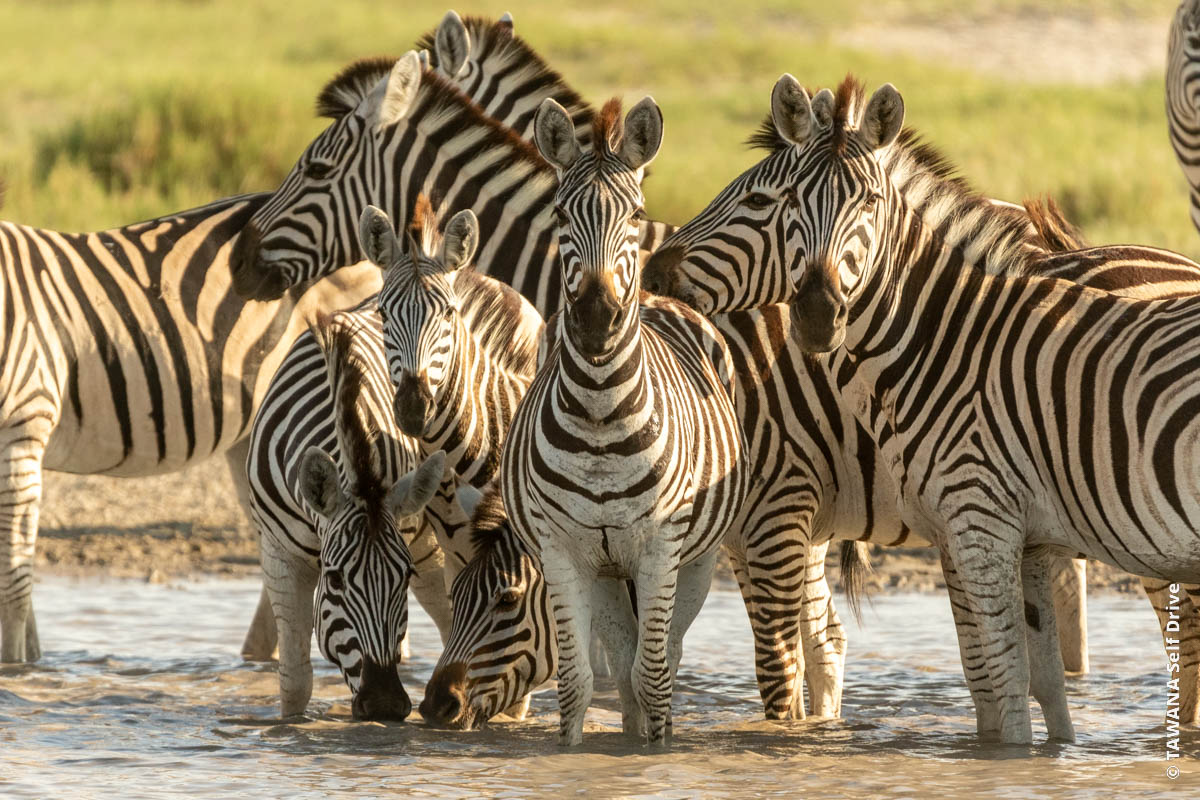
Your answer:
0,190 -> 381,664
0,9 -> 550,666
1168,0 -> 1200,235
223,39 -> 855,721
247,195 -> 542,719
499,97 -> 748,746
643,73 -> 1200,743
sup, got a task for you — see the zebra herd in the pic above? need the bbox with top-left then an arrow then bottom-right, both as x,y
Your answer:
3,7 -> 1200,748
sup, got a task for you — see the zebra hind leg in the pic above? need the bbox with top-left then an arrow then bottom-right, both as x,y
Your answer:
1147,579 -> 1200,725
590,577 -> 644,737
664,547 -> 722,733
798,539 -> 846,718
1021,546 -> 1075,742
1049,556 -> 1088,674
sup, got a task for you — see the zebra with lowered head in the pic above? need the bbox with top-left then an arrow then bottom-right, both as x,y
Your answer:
500,97 -> 747,746
645,73 -> 1200,743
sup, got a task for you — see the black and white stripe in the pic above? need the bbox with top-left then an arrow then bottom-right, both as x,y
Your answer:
1169,0 -> 1200,234
500,98 -> 747,745
646,74 -> 1200,744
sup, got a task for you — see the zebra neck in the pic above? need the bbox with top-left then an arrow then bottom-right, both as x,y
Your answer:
556,310 -> 649,423
423,328 -> 506,485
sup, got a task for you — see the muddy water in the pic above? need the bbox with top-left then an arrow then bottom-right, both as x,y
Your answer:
1,577 -> 1194,798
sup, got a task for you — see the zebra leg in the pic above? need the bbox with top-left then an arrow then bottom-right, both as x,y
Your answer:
261,535 -> 319,719
1021,546 -> 1075,742
590,577 -> 644,737
664,547 -> 722,733
407,523 -> 452,645
226,439 -> 280,662
631,537 -> 684,746
938,545 -> 999,736
1145,578 -> 1200,725
541,541 -> 593,747
0,423 -> 51,664
943,522 -> 1033,745
737,527 -> 809,720
798,539 -> 846,718
1049,556 -> 1088,674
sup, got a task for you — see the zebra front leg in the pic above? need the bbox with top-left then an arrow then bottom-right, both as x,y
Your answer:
261,536 -> 319,719
0,425 -> 50,664
938,545 -> 1000,736
632,538 -> 683,746
1145,579 -> 1200,725
1049,556 -> 1088,674
590,577 -> 644,736
1021,546 -> 1075,742
542,540 -> 594,746
943,521 -> 1033,745
798,539 -> 846,718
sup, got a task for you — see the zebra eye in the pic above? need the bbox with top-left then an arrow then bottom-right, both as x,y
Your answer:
630,207 -> 646,224
325,569 -> 345,592
496,587 -> 521,608
442,306 -> 455,321
304,160 -> 334,180
553,206 -> 569,225
863,192 -> 883,211
744,192 -> 774,210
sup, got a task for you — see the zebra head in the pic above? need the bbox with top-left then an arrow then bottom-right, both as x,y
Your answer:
643,75 -> 904,353
230,52 -> 424,300
420,483 -> 554,730
301,319 -> 448,721
534,96 -> 662,362
359,200 -> 480,438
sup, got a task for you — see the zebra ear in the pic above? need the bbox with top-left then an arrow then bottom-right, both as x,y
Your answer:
299,447 -> 344,520
771,73 -> 815,148
861,83 -> 904,150
417,49 -> 431,70
371,51 -> 422,129
497,11 -> 514,35
358,206 -> 400,269
810,88 -> 836,131
441,209 -> 479,273
618,96 -> 663,170
435,10 -> 471,80
455,484 -> 484,519
534,98 -> 581,172
388,450 -> 447,519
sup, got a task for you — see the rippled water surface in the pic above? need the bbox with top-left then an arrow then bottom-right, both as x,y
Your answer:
2,577 -> 1194,798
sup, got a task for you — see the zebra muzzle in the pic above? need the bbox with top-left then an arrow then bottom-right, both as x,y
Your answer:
790,268 -> 848,353
394,373 -> 435,437
351,657 -> 411,722
566,274 -> 624,358
230,222 -> 290,301
419,662 -> 477,729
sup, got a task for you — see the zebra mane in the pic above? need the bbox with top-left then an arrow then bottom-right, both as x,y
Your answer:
316,56 -> 397,119
313,313 -> 390,525
415,15 -> 594,132
454,269 -> 542,379
1023,195 -> 1087,252
466,481 -> 516,559
591,97 -> 624,153
409,193 -> 438,256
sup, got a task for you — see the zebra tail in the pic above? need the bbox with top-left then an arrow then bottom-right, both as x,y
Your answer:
838,540 -> 874,624
1023,194 -> 1088,252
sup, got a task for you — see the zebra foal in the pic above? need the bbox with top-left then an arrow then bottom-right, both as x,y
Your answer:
501,98 -> 747,746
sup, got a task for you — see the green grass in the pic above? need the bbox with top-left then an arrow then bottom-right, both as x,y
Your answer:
1,0 -> 1195,258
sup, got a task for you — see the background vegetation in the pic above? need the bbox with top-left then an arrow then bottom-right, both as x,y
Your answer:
1,0 -> 1194,257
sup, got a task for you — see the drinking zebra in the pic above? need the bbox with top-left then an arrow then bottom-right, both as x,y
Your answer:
499,97 -> 747,746
247,196 -> 542,719
1169,0 -> 1200,234
643,73 -> 1200,743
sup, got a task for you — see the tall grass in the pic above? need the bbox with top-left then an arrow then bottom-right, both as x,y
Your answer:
0,0 -> 1194,257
